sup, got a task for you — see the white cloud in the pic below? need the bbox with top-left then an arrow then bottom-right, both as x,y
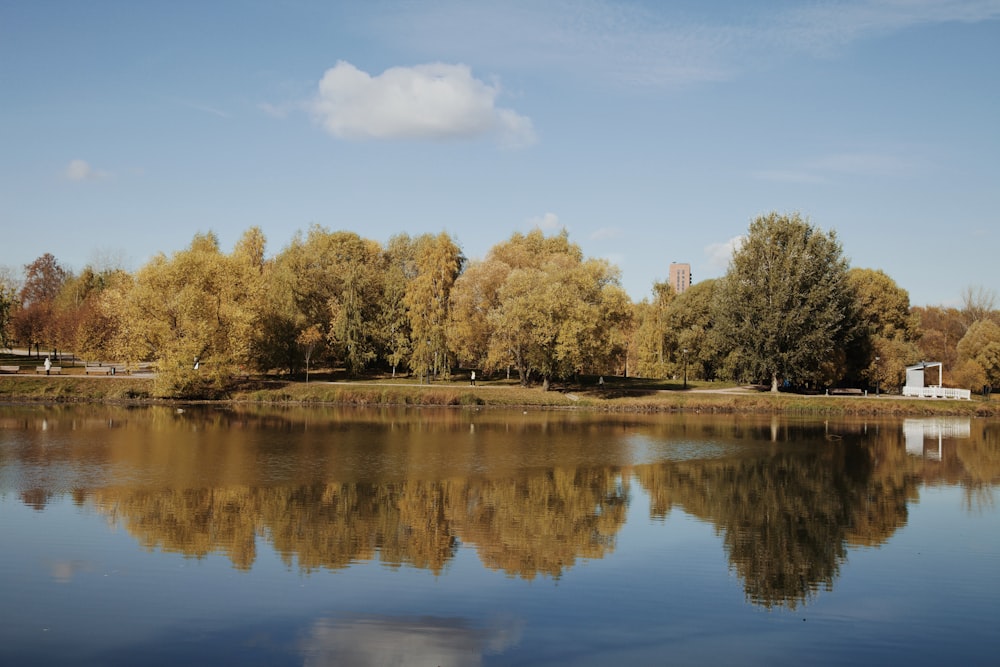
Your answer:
773,0 -> 1000,56
806,152 -> 924,177
375,1 -> 1000,88
171,98 -> 230,118
749,169 -> 828,184
378,2 -> 734,88
65,159 -> 109,182
752,151 -> 925,183
258,101 -> 290,118
528,212 -> 561,230
309,61 -> 535,147
590,227 -> 621,240
705,236 -> 744,270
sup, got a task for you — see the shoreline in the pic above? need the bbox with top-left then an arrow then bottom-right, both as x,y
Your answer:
1,375 -> 996,417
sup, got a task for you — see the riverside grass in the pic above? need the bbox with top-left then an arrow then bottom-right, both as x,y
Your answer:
1,374 -> 996,417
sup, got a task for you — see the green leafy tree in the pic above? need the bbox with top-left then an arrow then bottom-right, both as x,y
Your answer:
666,278 -> 723,382
845,268 -> 920,392
715,212 -> 853,392
631,281 -> 675,378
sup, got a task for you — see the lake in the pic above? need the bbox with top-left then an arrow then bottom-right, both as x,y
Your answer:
1,404 -> 998,666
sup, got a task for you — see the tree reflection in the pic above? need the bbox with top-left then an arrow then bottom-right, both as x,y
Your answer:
634,441 -> 913,608
3,406 -> 998,608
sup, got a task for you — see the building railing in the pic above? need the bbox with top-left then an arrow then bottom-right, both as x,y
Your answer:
902,386 -> 972,400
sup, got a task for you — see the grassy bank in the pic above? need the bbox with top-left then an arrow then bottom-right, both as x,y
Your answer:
1,374 -> 996,417
0,375 -> 153,402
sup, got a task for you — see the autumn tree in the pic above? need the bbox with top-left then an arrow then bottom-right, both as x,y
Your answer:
449,229 -> 630,389
665,278 -> 723,382
14,253 -> 68,356
60,265 -> 133,362
252,256 -> 302,376
380,234 -> 418,376
956,319 -> 1000,390
276,226 -> 384,376
845,268 -> 920,392
116,230 -> 270,397
960,285 -> 998,329
405,232 -> 464,381
0,266 -> 18,350
297,324 -> 325,383
911,305 -> 963,378
0,289 -> 14,352
715,212 -> 853,392
448,257 -> 513,376
630,281 -> 675,378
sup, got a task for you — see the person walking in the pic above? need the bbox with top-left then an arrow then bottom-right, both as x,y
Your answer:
43,356 -> 52,375
470,370 -> 476,386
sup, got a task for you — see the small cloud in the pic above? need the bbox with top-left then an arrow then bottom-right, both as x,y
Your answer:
752,151 -> 924,184
528,212 -> 561,230
750,169 -> 827,184
590,227 -> 621,240
178,99 -> 230,118
50,559 -> 95,583
258,101 -> 291,118
705,236 -> 744,270
806,152 -> 922,178
309,61 -> 535,147
65,159 -> 109,182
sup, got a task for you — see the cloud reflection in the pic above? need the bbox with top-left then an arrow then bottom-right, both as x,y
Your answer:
49,559 -> 95,583
299,614 -> 523,667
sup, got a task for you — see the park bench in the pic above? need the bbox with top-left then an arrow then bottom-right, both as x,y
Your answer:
35,366 -> 62,375
0,365 -> 20,374
85,366 -> 113,375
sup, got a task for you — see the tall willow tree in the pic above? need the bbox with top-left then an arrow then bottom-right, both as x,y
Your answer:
114,230 -> 270,397
631,280 -> 675,378
405,232 -> 464,381
276,226 -> 384,376
448,229 -> 630,389
715,212 -> 853,392
380,234 -> 418,376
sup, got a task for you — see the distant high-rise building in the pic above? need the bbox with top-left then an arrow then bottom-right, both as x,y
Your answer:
669,262 -> 692,295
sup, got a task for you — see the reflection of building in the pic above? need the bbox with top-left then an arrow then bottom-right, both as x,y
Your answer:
903,418 -> 971,459
668,263 -> 691,295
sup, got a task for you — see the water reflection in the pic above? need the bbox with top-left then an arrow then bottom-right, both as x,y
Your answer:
2,405 -> 998,610
300,615 -> 523,667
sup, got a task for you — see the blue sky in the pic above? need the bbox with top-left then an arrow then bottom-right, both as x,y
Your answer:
2,0 -> 998,306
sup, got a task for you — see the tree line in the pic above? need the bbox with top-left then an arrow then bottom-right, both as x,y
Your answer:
1,212 -> 997,397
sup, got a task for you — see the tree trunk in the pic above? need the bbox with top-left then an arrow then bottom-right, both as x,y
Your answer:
771,372 -> 779,393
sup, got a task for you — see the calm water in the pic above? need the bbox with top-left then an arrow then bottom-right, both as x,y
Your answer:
1,404 -> 998,666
